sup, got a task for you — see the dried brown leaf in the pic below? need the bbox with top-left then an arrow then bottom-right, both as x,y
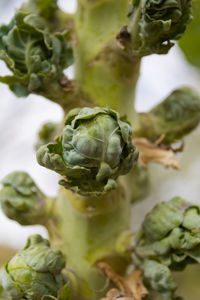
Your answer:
100,288 -> 132,300
124,269 -> 148,300
133,138 -> 180,170
97,263 -> 148,300
98,262 -> 128,294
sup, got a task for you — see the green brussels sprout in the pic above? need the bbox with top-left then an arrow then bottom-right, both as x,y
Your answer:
0,10 -> 73,97
35,122 -> 60,151
37,107 -> 138,195
0,171 -> 48,225
134,197 -> 200,299
126,0 -> 193,56
136,87 -> 200,144
1,235 -> 66,300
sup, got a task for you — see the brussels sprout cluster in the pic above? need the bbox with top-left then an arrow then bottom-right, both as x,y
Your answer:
0,171 -> 48,225
134,197 -> 200,299
37,107 -> 138,195
136,87 -> 200,144
127,0 -> 193,56
0,9 -> 73,97
1,235 -> 66,300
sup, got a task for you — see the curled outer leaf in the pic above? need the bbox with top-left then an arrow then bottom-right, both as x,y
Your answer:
0,10 -> 73,98
0,171 -> 49,225
125,0 -> 193,56
136,87 -> 200,144
134,197 -> 200,299
1,235 -> 66,300
37,107 -> 138,196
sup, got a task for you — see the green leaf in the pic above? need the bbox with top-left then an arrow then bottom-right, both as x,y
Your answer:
179,0 -> 200,68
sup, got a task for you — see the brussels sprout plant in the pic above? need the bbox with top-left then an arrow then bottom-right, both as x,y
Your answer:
0,0 -> 200,299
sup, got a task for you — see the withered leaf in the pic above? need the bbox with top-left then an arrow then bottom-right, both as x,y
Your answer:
100,288 -> 132,300
124,269 -> 148,300
133,138 -> 180,170
98,263 -> 148,300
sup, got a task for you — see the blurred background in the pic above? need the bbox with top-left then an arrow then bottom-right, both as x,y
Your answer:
0,0 -> 200,298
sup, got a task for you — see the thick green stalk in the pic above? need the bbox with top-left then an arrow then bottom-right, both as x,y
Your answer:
43,2 -> 142,298
74,0 -> 141,127
47,184 -> 132,299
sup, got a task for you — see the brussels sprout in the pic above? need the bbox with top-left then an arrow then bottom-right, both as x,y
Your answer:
134,197 -> 200,299
0,10 -> 73,98
0,171 -> 49,225
1,235 -> 66,300
136,87 -> 200,144
37,107 -> 138,195
126,0 -> 193,56
35,122 -> 60,150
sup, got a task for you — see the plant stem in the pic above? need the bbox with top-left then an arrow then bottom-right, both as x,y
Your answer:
44,2 -> 143,298
74,0 -> 141,127
47,184 -> 132,299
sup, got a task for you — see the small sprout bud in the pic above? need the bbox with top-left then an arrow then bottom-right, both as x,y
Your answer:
127,0 -> 193,56
136,87 -> 200,144
0,10 -> 73,97
0,171 -> 48,225
37,107 -> 138,195
35,122 -> 60,150
134,197 -> 200,299
1,235 -> 66,300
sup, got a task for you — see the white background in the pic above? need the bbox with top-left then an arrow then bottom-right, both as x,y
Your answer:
0,0 -> 200,249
